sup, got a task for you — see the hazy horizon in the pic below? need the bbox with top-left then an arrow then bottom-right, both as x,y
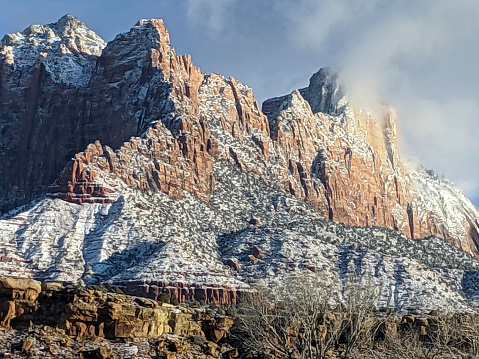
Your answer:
0,0 -> 478,206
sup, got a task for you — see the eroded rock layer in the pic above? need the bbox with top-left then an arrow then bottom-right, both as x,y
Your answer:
0,278 -> 235,358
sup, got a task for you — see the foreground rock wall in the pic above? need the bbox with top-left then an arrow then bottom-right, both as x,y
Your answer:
0,277 -> 237,358
0,278 -> 233,343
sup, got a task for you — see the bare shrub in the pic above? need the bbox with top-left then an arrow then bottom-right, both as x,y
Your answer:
371,312 -> 479,359
233,275 -> 384,358
232,276 -> 479,358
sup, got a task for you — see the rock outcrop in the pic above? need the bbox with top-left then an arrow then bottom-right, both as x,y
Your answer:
0,278 -> 236,358
117,280 -> 241,305
0,278 -> 234,341
0,277 -> 42,327
60,288 -> 233,342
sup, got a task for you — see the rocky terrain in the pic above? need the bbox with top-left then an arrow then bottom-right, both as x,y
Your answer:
0,277 -> 236,358
3,276 -> 476,358
0,14 -> 478,317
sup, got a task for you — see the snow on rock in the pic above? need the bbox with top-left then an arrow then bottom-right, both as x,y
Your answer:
406,161 -> 479,253
1,14 -> 105,87
0,16 -> 478,311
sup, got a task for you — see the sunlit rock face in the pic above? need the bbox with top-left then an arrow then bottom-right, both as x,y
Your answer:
264,68 -> 479,256
0,16 -> 478,309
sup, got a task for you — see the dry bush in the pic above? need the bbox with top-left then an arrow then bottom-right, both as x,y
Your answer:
232,275 -> 386,358
370,312 -> 479,359
231,276 -> 479,358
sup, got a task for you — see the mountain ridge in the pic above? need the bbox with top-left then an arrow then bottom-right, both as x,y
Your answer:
0,15 -> 478,311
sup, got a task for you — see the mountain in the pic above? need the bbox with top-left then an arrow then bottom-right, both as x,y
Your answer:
0,15 -> 478,311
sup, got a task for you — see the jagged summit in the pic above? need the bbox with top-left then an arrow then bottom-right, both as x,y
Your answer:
0,14 -> 105,88
135,18 -> 165,27
53,14 -> 88,34
262,67 -> 347,119
300,67 -> 346,115
1,14 -> 105,55
113,18 -> 168,45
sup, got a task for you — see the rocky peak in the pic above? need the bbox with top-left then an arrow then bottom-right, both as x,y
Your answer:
112,19 -> 168,53
53,14 -> 88,35
1,14 -> 105,56
52,14 -> 92,38
300,67 -> 346,115
262,67 -> 346,120
0,14 -> 105,88
135,18 -> 168,35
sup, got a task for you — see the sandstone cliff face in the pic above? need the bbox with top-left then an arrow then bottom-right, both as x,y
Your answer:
48,19 -> 271,207
0,15 -> 107,212
0,277 -> 42,328
263,69 -> 479,255
0,16 -> 478,308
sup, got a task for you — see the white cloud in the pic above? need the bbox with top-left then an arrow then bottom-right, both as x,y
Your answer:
276,0 -> 381,51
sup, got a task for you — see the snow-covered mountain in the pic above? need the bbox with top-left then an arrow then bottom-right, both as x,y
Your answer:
0,15 -> 478,311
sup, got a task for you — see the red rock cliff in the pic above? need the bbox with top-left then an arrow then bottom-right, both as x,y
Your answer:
1,17 -> 477,257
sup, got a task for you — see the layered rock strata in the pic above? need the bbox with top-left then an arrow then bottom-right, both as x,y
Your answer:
1,16 -> 476,251
0,15 -> 478,306
0,278 -> 233,341
0,278 -> 235,358
118,280 -> 240,305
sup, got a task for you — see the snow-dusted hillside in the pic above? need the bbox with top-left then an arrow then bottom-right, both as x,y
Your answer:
0,160 -> 478,312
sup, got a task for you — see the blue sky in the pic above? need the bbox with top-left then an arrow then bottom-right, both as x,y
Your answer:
0,0 -> 478,205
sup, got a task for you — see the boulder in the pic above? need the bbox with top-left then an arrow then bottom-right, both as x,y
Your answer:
252,246 -> 263,259
226,258 -> 241,271
0,277 -> 42,301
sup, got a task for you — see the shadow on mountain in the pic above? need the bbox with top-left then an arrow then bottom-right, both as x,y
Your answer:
79,196 -> 167,284
87,241 -> 166,285
81,196 -> 126,264
468,226 -> 479,256
461,271 -> 479,301
217,227 -> 286,273
337,245 -> 368,281
24,196 -> 166,284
